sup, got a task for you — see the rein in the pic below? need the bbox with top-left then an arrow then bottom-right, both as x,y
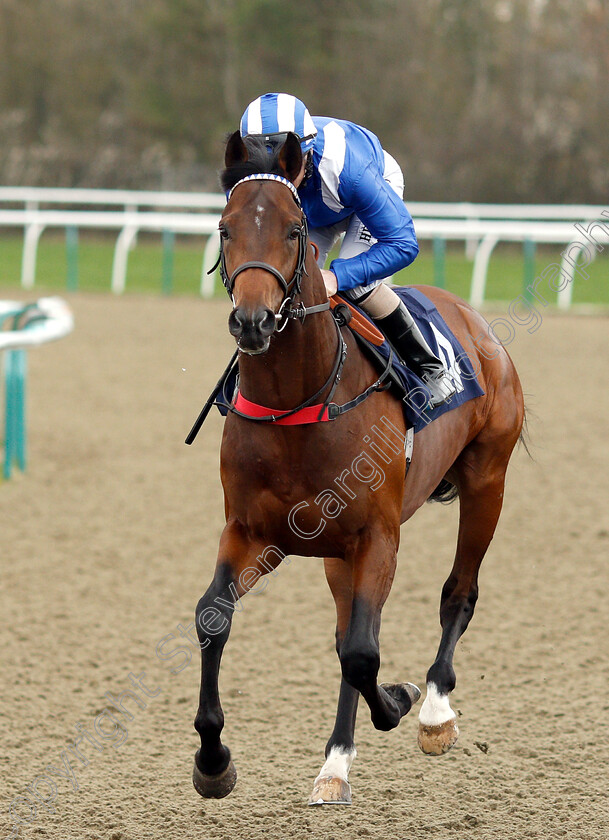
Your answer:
189,173 -> 394,435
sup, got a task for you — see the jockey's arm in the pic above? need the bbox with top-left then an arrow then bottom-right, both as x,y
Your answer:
329,163 -> 419,292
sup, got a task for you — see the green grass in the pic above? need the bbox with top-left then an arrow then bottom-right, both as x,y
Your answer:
0,232 -> 607,305
0,232 -> 207,296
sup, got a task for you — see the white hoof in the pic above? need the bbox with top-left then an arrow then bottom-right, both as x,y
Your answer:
308,775 -> 352,805
418,683 -> 459,755
418,717 -> 459,755
308,746 -> 355,806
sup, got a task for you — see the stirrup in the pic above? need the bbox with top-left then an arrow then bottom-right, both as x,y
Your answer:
421,369 -> 457,407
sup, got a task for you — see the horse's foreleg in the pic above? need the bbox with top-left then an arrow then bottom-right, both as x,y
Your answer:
193,560 -> 237,798
339,534 -> 420,733
193,521 -> 279,798
419,460 -> 508,756
309,557 -> 358,805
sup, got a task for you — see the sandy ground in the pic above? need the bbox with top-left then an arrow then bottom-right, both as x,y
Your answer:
1,293 -> 608,840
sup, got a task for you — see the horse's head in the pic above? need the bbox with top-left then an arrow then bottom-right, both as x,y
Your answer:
219,131 -> 310,355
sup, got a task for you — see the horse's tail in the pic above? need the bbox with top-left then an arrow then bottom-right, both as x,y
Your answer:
427,479 -> 459,504
518,403 -> 533,459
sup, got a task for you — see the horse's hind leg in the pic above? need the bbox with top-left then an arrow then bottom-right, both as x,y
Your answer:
418,435 -> 518,755
309,557 -> 359,805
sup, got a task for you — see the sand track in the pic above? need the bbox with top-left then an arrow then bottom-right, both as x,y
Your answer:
1,294 -> 608,839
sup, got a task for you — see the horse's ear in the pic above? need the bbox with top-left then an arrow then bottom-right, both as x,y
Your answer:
225,131 -> 249,168
278,132 -> 303,183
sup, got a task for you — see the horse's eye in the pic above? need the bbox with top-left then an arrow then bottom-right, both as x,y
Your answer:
219,226 -> 230,240
289,225 -> 301,240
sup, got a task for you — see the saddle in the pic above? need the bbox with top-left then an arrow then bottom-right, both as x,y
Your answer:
329,288 -> 485,432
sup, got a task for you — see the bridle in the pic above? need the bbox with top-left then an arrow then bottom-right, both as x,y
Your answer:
214,173 -> 330,330
205,172 -> 394,425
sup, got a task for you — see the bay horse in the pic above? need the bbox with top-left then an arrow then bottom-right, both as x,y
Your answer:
191,131 -> 524,805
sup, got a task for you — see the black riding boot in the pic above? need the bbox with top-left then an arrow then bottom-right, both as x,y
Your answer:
373,302 -> 457,407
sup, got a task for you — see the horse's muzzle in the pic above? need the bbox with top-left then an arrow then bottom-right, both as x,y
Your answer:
228,306 -> 276,354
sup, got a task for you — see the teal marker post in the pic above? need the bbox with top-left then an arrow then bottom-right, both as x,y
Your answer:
433,236 -> 446,289
162,230 -> 175,295
66,226 -> 79,291
523,239 -> 536,303
3,349 -> 27,479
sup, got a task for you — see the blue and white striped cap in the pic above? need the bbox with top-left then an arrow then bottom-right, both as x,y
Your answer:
240,93 -> 317,154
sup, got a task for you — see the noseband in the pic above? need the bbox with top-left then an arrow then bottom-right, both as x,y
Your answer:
213,174 -> 328,328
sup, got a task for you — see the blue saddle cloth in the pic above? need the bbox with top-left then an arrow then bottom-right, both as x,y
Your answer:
217,287 -> 484,431
349,287 -> 485,432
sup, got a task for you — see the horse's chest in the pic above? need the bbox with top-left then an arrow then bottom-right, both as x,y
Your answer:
224,447 -> 321,502
222,431 -> 394,545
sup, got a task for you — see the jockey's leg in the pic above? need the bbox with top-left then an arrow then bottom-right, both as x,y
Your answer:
339,259 -> 456,408
362,285 -> 457,407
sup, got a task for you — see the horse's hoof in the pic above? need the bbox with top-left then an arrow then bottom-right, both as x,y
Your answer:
308,775 -> 352,806
193,756 -> 237,799
418,717 -> 459,755
381,682 -> 421,715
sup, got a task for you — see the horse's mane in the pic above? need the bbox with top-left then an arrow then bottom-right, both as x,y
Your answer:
220,137 -> 284,193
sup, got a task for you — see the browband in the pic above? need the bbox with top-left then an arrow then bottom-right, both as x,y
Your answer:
228,173 -> 301,206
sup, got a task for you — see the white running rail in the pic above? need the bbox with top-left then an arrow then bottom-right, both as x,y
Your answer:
0,189 -> 607,307
0,297 -> 74,350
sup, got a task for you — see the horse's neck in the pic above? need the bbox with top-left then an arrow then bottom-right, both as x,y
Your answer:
238,267 -> 339,410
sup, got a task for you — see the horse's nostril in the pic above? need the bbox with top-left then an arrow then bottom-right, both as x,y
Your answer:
257,308 -> 276,337
228,309 -> 245,337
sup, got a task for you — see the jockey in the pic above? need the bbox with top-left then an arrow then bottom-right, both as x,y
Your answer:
239,92 -> 456,407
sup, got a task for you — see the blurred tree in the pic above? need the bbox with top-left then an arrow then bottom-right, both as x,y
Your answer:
0,0 -> 606,199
